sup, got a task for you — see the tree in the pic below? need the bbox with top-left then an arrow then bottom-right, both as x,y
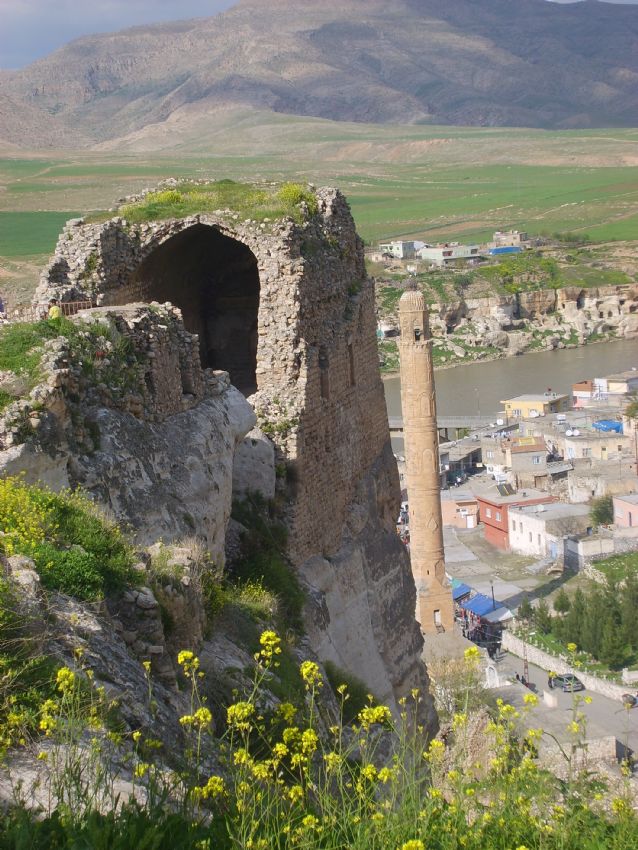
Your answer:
553,587 -> 571,614
590,494 -> 613,527
600,615 -> 626,670
534,598 -> 552,635
518,595 -> 533,622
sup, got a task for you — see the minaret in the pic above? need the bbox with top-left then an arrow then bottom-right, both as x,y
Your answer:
397,283 -> 454,634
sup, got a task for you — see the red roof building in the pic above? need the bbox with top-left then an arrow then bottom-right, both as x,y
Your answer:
476,487 -> 556,550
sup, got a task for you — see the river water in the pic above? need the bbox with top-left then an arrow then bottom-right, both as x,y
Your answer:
383,338 -> 638,421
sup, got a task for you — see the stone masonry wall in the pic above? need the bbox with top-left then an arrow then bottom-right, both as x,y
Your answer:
35,187 -> 430,717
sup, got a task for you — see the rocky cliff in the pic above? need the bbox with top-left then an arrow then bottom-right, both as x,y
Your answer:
15,183 -> 433,723
378,281 -> 638,370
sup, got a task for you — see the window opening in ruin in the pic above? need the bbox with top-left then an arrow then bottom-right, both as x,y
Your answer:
122,224 -> 260,395
347,343 -> 355,386
576,291 -> 585,310
414,328 -> 422,341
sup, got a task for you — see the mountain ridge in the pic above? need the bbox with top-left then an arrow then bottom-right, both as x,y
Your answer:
1,0 -> 637,150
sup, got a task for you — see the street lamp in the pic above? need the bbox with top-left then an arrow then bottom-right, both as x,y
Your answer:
490,579 -> 496,611
475,387 -> 481,418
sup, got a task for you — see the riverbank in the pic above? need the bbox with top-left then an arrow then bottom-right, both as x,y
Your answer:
383,336 -> 638,420
380,331 -> 620,380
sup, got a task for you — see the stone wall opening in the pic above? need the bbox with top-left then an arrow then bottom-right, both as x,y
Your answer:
125,224 -> 260,395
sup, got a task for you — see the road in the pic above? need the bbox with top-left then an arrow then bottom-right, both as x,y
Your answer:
494,651 -> 638,755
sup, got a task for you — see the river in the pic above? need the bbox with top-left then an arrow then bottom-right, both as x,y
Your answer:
383,337 -> 638,421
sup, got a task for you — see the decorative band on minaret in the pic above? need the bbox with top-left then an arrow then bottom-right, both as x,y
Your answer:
397,282 -> 454,634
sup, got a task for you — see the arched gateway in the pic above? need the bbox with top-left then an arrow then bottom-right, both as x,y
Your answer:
117,224 -> 260,396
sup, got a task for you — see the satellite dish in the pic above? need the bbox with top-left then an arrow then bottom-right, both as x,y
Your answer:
496,418 -> 504,426
573,429 -> 580,436
566,430 -> 573,436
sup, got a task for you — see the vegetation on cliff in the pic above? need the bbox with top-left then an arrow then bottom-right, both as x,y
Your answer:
1,637 -> 637,849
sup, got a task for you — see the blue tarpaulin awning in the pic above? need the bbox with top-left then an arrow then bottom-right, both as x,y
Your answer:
460,593 -> 502,617
452,583 -> 472,601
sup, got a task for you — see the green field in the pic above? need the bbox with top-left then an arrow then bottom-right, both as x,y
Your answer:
0,117 -> 637,300
0,211 -> 81,258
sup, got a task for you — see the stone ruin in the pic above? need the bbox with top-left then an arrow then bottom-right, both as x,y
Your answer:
25,186 -> 433,720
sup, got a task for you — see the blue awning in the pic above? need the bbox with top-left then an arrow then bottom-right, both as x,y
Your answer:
452,583 -> 472,601
460,593 -> 503,617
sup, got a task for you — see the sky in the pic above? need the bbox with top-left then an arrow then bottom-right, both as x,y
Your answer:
1,0 -> 638,70
0,0 -> 236,69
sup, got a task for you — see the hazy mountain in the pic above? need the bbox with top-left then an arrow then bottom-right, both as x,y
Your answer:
1,0 -> 637,149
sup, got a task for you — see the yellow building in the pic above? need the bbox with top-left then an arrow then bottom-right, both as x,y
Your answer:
501,392 -> 571,420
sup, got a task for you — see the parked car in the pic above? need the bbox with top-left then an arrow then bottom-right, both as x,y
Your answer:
550,673 -> 584,692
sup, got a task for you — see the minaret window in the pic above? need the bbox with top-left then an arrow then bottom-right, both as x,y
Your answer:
414,328 -> 422,341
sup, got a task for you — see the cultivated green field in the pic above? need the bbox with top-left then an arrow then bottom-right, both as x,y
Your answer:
0,116 -> 637,302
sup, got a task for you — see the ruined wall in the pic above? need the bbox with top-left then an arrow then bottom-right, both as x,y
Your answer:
0,305 -> 256,566
34,188 -> 431,717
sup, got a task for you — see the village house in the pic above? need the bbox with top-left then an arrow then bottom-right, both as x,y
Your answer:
377,240 -> 420,260
567,458 -> 638,503
440,491 -> 479,529
613,493 -> 638,529
564,430 -> 631,462
508,502 -> 591,560
501,392 -> 571,420
475,486 -> 556,550
489,230 -> 529,249
481,435 -> 548,488
417,242 -> 481,268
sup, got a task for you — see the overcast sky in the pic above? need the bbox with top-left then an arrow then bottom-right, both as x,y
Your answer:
1,0 -> 637,70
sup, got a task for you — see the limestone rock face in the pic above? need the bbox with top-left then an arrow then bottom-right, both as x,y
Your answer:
70,389 -> 254,562
232,427 -> 276,501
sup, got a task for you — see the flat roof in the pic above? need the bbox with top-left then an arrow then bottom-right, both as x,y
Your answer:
509,503 -> 590,521
615,493 -> 638,505
605,370 -> 638,381
474,485 -> 551,506
565,431 -> 628,442
501,393 -> 570,403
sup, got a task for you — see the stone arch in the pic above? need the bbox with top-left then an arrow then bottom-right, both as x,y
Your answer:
112,223 -> 260,396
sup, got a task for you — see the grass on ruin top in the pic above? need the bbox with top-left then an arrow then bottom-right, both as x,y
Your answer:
86,181 -> 319,226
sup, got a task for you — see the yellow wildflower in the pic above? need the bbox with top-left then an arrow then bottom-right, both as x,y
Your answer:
357,704 -> 392,730
227,701 -> 255,731
56,667 -> 76,694
258,630 -> 282,663
299,660 -> 323,688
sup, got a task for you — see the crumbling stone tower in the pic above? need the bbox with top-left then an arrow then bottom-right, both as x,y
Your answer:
397,285 -> 454,634
34,186 -> 434,720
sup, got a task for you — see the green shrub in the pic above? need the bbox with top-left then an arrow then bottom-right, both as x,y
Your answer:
590,494 -> 613,526
276,183 -> 319,217
0,576 -> 59,750
32,542 -> 106,600
0,478 -> 135,601
230,495 -> 304,633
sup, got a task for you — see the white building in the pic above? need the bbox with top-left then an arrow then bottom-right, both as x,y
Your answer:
417,242 -> 481,267
378,240 -> 421,260
508,502 -> 591,559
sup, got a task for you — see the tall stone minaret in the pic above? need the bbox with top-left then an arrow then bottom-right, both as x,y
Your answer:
397,283 -> 454,634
